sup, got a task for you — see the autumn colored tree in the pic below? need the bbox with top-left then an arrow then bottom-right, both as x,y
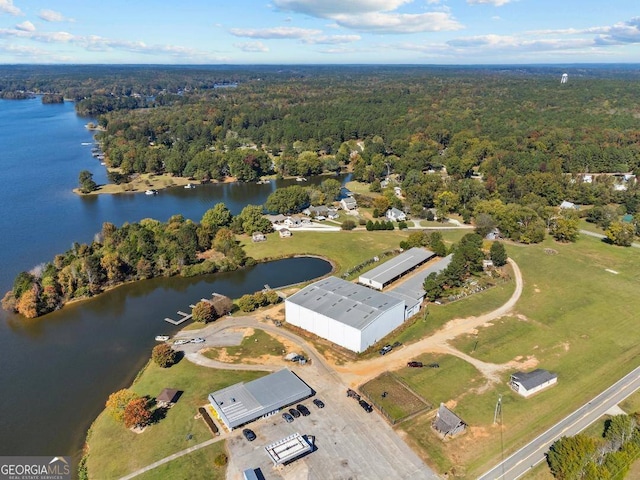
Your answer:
123,397 -> 152,429
106,389 -> 139,423
192,300 -> 217,323
152,344 -> 178,368
605,221 -> 635,247
211,294 -> 233,317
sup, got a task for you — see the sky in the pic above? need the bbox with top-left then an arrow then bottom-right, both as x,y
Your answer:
0,0 -> 639,64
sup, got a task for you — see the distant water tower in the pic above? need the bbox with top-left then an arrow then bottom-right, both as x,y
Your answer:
561,73 -> 568,84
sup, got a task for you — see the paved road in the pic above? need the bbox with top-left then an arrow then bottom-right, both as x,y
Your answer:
579,229 -> 640,248
478,365 -> 640,480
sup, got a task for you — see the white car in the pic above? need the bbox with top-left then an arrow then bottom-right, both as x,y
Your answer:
191,337 -> 205,344
174,339 -> 190,346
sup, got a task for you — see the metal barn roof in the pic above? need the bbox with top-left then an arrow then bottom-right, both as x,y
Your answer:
386,255 -> 453,306
359,248 -> 435,288
208,369 -> 312,429
285,276 -> 404,331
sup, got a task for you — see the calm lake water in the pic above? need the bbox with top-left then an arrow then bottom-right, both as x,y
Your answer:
0,98 -> 334,459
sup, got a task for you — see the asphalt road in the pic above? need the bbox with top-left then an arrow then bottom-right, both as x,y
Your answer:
478,365 -> 640,480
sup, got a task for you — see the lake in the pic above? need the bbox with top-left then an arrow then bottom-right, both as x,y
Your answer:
0,98 -> 335,459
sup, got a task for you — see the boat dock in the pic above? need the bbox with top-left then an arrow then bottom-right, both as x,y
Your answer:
163,296 -> 217,324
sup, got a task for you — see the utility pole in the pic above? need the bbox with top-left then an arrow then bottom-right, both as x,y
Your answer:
493,394 -> 502,425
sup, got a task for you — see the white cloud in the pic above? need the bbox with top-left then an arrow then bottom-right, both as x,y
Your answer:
38,9 -> 73,23
273,0 -> 462,34
234,41 -> 269,52
229,26 -> 322,39
0,0 -> 22,16
467,0 -> 513,6
595,17 -> 640,44
333,12 -> 463,33
15,21 -> 35,32
301,34 -> 360,44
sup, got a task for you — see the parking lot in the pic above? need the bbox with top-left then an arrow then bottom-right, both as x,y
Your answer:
225,364 -> 439,480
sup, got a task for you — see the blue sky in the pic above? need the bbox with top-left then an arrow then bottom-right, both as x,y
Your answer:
0,0 -> 639,64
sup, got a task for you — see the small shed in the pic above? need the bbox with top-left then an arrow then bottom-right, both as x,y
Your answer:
279,228 -> 292,238
156,388 -> 181,408
432,403 -> 466,438
252,232 -> 266,242
559,200 -> 578,210
510,369 -> 557,398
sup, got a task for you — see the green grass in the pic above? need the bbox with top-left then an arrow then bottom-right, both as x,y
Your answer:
134,441 -> 227,480
397,353 -> 486,407
396,276 -> 516,345
398,235 -> 640,478
85,360 -> 265,479
361,372 -> 430,422
202,329 -> 288,363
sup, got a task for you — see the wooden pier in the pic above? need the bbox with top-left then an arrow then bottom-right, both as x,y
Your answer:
163,294 -> 218,325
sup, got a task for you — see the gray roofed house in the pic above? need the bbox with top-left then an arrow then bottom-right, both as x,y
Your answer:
432,403 -> 466,438
385,207 -> 406,222
510,369 -> 558,397
208,369 -> 313,429
359,247 -> 436,290
284,276 -> 406,352
340,197 -> 357,210
304,205 -> 330,217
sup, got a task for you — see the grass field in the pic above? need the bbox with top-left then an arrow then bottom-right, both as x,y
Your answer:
397,235 -> 640,478
202,329 -> 289,363
361,372 -> 430,423
134,441 -> 228,480
85,360 -> 265,479
241,229 -> 468,278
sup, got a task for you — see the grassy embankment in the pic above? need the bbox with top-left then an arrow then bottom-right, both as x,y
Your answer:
202,329 -> 292,364
391,234 -> 640,478
84,359 -> 265,479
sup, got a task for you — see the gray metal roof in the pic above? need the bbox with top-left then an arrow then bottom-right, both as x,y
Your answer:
208,369 -> 312,429
511,369 -> 557,390
286,276 -> 404,331
386,255 -> 453,306
433,403 -> 466,434
359,248 -> 436,288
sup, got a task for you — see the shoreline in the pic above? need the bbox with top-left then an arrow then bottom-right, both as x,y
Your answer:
73,174 -> 238,196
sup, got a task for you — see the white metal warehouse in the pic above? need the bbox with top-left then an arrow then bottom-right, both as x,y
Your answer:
284,276 -> 405,353
208,369 -> 313,430
358,247 -> 435,290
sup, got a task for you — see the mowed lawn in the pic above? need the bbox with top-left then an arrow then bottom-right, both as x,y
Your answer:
398,235 -> 640,478
85,360 -> 265,479
240,229 -> 468,278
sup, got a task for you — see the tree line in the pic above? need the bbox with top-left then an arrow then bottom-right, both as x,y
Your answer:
1,201 -> 280,318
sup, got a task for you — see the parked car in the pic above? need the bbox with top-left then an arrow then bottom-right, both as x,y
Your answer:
191,337 -> 205,343
313,398 -> 325,409
289,408 -> 301,418
407,361 -> 423,368
173,339 -> 190,345
428,363 -> 440,368
296,404 -> 311,416
282,412 -> 294,423
359,399 -> 373,413
242,428 -> 256,441
379,344 -> 392,355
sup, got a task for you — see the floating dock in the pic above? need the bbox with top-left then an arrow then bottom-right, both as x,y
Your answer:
163,295 -> 216,324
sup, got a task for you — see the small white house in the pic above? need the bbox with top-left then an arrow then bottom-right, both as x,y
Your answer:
284,216 -> 302,228
510,369 -> 557,398
386,207 -> 406,222
559,200 -> 578,210
340,197 -> 357,211
252,232 -> 266,242
394,186 -> 402,197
